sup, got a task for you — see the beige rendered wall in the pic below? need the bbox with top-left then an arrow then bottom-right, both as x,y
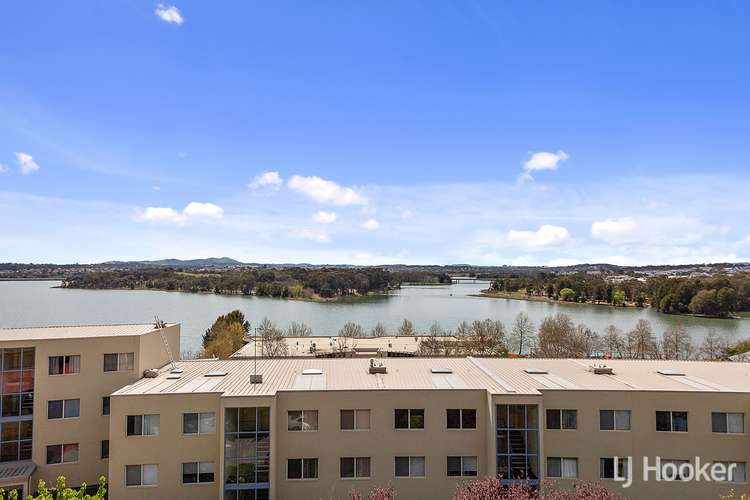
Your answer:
540,390 -> 750,499
137,324 -> 180,373
108,392 -> 223,500
273,389 -> 490,500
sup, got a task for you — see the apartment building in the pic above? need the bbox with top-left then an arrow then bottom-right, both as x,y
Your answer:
109,354 -> 750,500
0,323 -> 179,496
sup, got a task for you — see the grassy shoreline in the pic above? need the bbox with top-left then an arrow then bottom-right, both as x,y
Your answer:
475,290 -> 643,309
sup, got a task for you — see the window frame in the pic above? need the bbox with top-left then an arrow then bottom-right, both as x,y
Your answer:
712,412 -> 745,434
340,409 -> 371,431
714,462 -> 747,483
126,414 -> 160,437
48,355 -> 80,376
599,410 -> 631,431
182,412 -> 216,435
447,456 -> 478,477
600,457 -> 629,480
546,409 -> 577,430
47,399 -> 80,420
101,440 -> 109,460
394,408 -> 425,430
103,352 -> 135,372
655,411 -> 688,432
340,456 -> 372,479
125,464 -> 159,487
546,457 -> 578,479
181,461 -> 215,484
102,396 -> 110,416
46,443 -> 79,465
446,409 -> 477,430
394,456 -> 426,478
287,458 -> 319,480
287,410 -> 319,432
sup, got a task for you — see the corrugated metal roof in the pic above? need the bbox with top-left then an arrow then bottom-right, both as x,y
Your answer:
113,357 -> 750,397
0,323 -> 174,341
0,461 -> 35,480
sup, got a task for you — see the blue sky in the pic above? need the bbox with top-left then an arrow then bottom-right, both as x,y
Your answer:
1,1 -> 749,265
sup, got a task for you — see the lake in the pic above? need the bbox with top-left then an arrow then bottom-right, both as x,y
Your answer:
1,281 -> 748,353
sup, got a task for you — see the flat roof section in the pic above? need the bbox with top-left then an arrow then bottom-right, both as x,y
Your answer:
0,323 -> 177,341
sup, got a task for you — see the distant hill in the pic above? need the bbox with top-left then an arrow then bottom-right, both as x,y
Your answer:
101,257 -> 245,268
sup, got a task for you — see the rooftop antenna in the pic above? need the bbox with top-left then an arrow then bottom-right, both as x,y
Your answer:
250,326 -> 262,384
154,315 -> 176,370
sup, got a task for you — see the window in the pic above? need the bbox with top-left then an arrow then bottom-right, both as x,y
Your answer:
496,404 -> 539,484
600,457 -> 629,479
287,410 -> 318,431
447,456 -> 478,477
48,355 -> 80,375
126,464 -> 158,486
340,457 -> 371,478
126,414 -> 160,436
547,457 -> 578,478
340,409 -> 370,430
102,397 -> 110,416
47,399 -> 79,420
656,411 -> 688,432
600,410 -> 631,431
394,409 -> 424,429
546,409 -> 577,430
182,462 -> 215,484
713,412 -> 744,434
395,456 -> 425,478
46,443 -> 79,464
659,459 -> 689,480
101,440 -> 109,459
447,409 -> 477,429
183,412 -> 216,434
0,421 -> 32,462
224,407 -> 271,494
104,353 -> 134,372
714,462 -> 747,483
287,458 -> 318,479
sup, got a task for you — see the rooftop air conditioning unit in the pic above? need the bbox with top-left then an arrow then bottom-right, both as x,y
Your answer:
589,364 -> 614,375
369,358 -> 387,374
143,368 -> 159,378
250,374 -> 263,384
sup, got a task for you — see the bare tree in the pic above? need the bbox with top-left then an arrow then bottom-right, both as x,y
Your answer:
661,322 -> 694,360
336,322 -> 364,352
699,328 -> 728,361
286,321 -> 312,337
371,322 -> 387,337
465,319 -> 507,356
428,321 -> 445,337
571,324 -> 600,358
601,325 -> 625,359
257,317 -> 288,357
626,319 -> 658,359
455,321 -> 471,337
398,319 -> 415,336
536,314 -> 576,358
509,312 -> 535,355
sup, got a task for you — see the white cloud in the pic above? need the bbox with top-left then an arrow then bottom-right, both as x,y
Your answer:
591,216 -> 712,246
545,258 -> 581,267
361,219 -> 380,231
14,152 -> 39,175
293,228 -> 330,243
508,225 -> 571,248
154,4 -> 184,24
287,175 -> 367,206
0,164 -> 7,173
248,171 -> 283,190
523,150 -> 569,172
183,201 -> 223,218
312,211 -> 337,224
135,201 -> 223,225
400,209 -> 413,219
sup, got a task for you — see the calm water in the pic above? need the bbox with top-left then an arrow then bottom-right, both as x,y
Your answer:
1,281 -> 748,352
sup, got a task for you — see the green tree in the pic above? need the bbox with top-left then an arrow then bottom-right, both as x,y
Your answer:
5,476 -> 107,500
558,288 -> 576,302
202,310 -> 250,349
611,289 -> 626,306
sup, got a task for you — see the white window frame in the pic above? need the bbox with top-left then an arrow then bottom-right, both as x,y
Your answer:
48,355 -> 80,375
340,456 -> 371,479
712,412 -> 745,434
125,464 -> 159,487
46,443 -> 79,465
547,457 -> 578,478
447,456 -> 478,477
104,352 -> 134,372
600,410 -> 631,431
181,461 -> 215,484
546,409 -> 577,430
714,462 -> 747,483
446,409 -> 477,430
394,408 -> 425,430
47,399 -> 80,420
287,410 -> 318,432
656,410 -> 688,432
127,414 -> 160,437
600,457 -> 629,479
287,458 -> 319,480
182,412 -> 216,435
340,409 -> 371,431
395,456 -> 426,478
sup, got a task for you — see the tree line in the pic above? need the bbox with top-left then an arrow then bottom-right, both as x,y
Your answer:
489,271 -> 750,318
197,309 -> 739,361
62,267 -> 450,300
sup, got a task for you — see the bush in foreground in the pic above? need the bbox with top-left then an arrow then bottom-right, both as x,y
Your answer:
0,476 -> 106,500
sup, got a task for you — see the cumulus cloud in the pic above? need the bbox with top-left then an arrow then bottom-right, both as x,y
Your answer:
545,258 -> 581,267
361,219 -> 380,231
183,201 -> 223,218
248,171 -> 283,190
591,216 -> 712,246
524,150 -> 569,171
312,211 -> 337,224
293,228 -> 331,243
135,201 -> 223,225
154,4 -> 184,24
477,225 -> 571,250
14,152 -> 40,175
287,175 -> 367,206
